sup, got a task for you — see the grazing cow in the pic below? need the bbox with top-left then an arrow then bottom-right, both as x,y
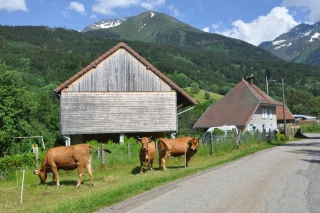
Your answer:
138,137 -> 156,173
33,144 -> 111,188
158,137 -> 201,171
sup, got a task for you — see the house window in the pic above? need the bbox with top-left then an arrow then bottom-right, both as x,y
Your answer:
249,124 -> 254,134
269,109 -> 273,119
262,108 -> 267,119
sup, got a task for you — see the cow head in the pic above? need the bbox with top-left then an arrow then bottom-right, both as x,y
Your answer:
137,136 -> 152,151
33,169 -> 47,184
188,137 -> 201,151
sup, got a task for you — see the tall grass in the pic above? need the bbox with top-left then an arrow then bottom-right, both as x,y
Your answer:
300,123 -> 320,133
0,136 -> 285,213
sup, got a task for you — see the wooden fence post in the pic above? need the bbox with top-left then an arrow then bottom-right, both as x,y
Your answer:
210,133 -> 214,155
185,145 -> 187,168
128,143 -> 131,158
101,144 -> 105,169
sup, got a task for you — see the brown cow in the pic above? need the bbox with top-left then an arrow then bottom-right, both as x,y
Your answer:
33,144 -> 111,188
138,137 -> 156,173
158,137 -> 201,171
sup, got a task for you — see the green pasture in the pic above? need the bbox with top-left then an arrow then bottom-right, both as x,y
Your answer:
0,136 -> 287,213
184,87 -> 223,103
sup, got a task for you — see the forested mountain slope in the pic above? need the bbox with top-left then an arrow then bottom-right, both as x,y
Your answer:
1,25 -> 320,99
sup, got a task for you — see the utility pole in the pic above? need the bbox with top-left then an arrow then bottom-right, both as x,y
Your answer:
266,76 -> 276,96
266,76 -> 269,95
282,78 -> 287,135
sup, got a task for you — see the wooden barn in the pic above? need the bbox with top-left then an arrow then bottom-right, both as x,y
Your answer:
54,41 -> 197,145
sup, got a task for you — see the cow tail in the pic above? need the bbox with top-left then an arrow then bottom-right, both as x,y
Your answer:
158,140 -> 168,153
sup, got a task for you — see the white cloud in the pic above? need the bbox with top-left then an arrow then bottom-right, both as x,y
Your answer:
168,5 -> 182,17
90,14 -> 97,19
202,27 -> 209,33
67,2 -> 87,15
282,0 -> 320,23
140,0 -> 165,10
215,7 -> 299,46
92,0 -> 165,15
61,10 -> 71,18
0,0 -> 27,12
211,21 -> 222,30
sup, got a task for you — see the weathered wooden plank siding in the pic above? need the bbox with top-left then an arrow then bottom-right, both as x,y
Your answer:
61,92 -> 177,135
66,49 -> 171,92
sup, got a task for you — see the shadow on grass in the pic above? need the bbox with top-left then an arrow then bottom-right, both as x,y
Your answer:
131,164 -> 187,174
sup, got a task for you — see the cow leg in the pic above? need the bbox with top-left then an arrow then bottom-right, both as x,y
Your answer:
186,155 -> 192,167
158,150 -> 164,169
150,159 -> 154,171
86,162 -> 93,187
52,172 -> 56,184
140,160 -> 144,173
162,151 -> 170,171
76,166 -> 84,188
51,167 -> 60,188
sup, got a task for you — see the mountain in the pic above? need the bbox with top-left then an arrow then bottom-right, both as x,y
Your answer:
82,17 -> 127,32
84,11 -> 203,43
83,11 -> 282,63
259,22 -> 320,67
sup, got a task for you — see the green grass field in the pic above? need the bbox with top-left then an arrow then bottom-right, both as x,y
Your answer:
184,87 -> 223,103
0,139 -> 286,213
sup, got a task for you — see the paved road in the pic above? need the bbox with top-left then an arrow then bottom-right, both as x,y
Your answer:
98,134 -> 320,213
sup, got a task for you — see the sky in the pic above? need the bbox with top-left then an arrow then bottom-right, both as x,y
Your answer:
0,0 -> 320,46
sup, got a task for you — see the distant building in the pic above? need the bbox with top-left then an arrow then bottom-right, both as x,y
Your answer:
194,75 -> 294,133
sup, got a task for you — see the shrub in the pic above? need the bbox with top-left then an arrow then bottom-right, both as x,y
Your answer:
276,133 -> 287,141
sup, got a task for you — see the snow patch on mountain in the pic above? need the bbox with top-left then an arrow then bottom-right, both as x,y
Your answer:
151,12 -> 155,17
274,43 -> 292,50
272,40 -> 286,46
93,18 -> 126,29
309,32 -> 320,42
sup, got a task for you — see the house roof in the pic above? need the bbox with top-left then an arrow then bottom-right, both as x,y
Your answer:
54,41 -> 197,108
277,106 -> 295,121
193,78 -> 283,128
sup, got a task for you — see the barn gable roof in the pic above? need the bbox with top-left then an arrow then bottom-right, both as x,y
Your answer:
193,79 -> 284,128
55,41 -> 196,108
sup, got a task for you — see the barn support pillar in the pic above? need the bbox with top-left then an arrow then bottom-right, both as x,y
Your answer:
119,134 -> 125,144
171,105 -> 196,138
65,136 -> 71,146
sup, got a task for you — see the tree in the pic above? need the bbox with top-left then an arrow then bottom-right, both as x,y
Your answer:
172,73 -> 189,88
205,91 -> 210,99
0,71 -> 26,155
286,90 -> 317,115
190,82 -> 200,94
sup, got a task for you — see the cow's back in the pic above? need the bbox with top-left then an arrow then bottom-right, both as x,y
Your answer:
46,144 -> 91,169
159,137 -> 193,156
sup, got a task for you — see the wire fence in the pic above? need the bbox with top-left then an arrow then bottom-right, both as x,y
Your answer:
0,132 -> 277,181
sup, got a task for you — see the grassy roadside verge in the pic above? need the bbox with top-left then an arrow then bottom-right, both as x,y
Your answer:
0,140 -> 287,213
